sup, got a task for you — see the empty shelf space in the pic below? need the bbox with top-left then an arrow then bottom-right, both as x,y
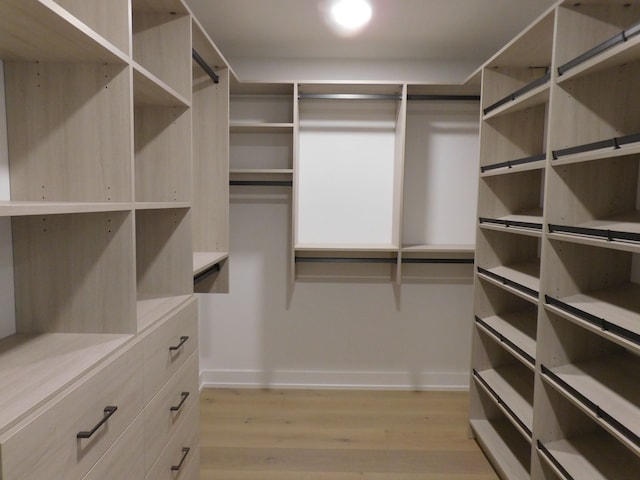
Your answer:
136,295 -> 192,333
541,351 -> 640,450
470,419 -> 531,480
0,201 -> 133,217
193,251 -> 228,276
230,123 -> 294,133
132,63 -> 190,107
0,1 -> 127,63
557,27 -> 640,83
549,211 -> 640,247
475,312 -> 536,367
545,283 -> 640,351
538,430 -> 640,480
483,77 -> 550,120
0,332 -> 132,433
478,261 -> 540,300
473,365 -> 534,437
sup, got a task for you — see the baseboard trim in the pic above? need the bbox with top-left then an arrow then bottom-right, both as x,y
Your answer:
200,369 -> 469,391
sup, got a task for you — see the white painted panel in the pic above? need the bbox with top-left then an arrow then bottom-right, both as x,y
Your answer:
0,61 -> 16,339
297,100 -> 397,246
403,100 -> 480,245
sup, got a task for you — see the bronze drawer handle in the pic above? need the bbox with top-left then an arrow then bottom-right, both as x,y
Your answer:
77,406 -> 118,439
171,447 -> 190,471
170,392 -> 190,412
169,336 -> 189,351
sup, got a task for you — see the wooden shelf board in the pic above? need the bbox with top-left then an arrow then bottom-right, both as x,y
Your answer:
193,251 -> 228,276
540,430 -> 640,480
579,210 -> 640,233
470,419 -> 531,479
483,84 -> 549,121
476,365 -> 534,432
486,261 -> 541,293
552,142 -> 640,167
547,232 -> 640,255
133,63 -> 191,107
401,244 -> 475,254
0,201 -> 133,217
480,160 -> 546,178
295,244 -> 398,253
136,295 -> 192,333
230,123 -> 294,133
134,202 -> 191,210
557,34 -> 640,85
480,223 -> 542,238
131,0 -> 189,14
479,311 -> 537,364
480,210 -> 544,238
559,282 -> 640,341
548,351 -> 640,441
0,0 -> 128,63
0,332 -> 132,434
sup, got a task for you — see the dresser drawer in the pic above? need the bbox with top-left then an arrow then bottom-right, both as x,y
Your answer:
146,401 -> 199,480
143,297 -> 197,403
0,342 -> 143,480
83,413 -> 144,480
144,350 -> 199,473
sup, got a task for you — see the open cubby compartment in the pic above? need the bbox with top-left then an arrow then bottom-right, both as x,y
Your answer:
134,105 -> 191,203
296,84 -> 405,251
131,0 -> 191,101
472,324 -> 535,439
543,239 -> 640,354
476,227 -> 541,302
50,0 -> 130,55
4,61 -> 133,204
555,1 -> 640,81
481,8 -> 554,119
480,104 -> 547,175
294,249 -> 399,283
550,57 -> 640,161
536,308 -> 640,456
532,371 -> 640,480
546,154 -> 640,246
230,82 -> 294,125
230,126 -> 293,171
402,93 -> 479,248
12,211 -> 136,334
135,208 -> 192,331
475,279 -> 538,369
478,167 -> 544,234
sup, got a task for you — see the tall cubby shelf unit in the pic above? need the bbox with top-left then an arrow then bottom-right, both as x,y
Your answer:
470,1 -> 640,479
0,1 -> 229,478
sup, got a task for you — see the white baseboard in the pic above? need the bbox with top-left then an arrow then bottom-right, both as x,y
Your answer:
199,369 -> 469,391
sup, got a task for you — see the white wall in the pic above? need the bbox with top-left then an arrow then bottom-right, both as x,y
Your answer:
0,61 -> 16,339
199,102 -> 479,390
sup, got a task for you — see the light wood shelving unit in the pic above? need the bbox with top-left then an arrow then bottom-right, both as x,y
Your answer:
471,2 -> 640,478
0,1 -> 229,478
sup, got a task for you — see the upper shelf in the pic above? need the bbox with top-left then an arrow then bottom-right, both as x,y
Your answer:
0,0 -> 128,63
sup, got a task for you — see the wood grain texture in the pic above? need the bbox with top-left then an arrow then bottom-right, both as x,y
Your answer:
200,389 -> 498,479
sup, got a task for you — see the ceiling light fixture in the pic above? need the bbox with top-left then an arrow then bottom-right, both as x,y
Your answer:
326,0 -> 373,36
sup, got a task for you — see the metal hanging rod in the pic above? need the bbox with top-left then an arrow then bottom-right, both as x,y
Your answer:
407,94 -> 480,101
230,180 -> 293,187
298,93 -> 401,101
192,49 -> 219,84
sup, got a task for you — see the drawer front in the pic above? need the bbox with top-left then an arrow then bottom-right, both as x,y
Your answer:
143,297 -> 197,403
144,350 -> 199,473
83,413 -> 144,480
146,401 -> 200,480
1,342 -> 144,480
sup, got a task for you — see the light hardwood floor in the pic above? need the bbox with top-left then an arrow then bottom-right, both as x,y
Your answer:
200,388 -> 498,479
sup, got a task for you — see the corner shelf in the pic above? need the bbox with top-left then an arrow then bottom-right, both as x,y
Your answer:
475,312 -> 537,369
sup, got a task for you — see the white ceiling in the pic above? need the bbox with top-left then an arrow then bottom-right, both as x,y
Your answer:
186,0 -> 557,83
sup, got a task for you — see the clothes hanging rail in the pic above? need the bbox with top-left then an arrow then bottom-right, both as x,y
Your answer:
192,49 -> 219,84
298,93 -> 401,101
481,153 -> 546,173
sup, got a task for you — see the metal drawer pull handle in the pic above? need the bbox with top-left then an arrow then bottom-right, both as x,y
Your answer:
171,447 -> 190,471
77,406 -> 118,439
169,336 -> 189,351
170,392 -> 190,411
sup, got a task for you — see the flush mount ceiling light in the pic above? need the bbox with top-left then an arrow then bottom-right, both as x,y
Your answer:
325,0 -> 373,36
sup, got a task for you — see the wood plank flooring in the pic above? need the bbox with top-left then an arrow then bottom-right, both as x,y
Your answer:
200,388 -> 498,479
